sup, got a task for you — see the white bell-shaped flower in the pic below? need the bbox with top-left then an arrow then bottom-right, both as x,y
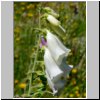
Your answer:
44,47 -> 63,83
45,70 -> 66,95
44,42 -> 72,95
46,30 -> 71,65
59,57 -> 73,79
45,70 -> 58,95
43,30 -> 73,95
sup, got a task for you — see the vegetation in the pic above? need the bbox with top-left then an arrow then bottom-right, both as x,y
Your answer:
14,2 -> 86,98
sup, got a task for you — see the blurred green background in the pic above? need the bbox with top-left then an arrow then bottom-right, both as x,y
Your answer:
14,2 -> 86,98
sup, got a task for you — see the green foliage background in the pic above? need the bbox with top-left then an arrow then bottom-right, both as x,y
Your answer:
14,2 -> 86,98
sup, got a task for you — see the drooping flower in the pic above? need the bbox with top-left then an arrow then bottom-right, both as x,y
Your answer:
44,46 -> 73,95
59,57 -> 73,79
45,70 -> 58,95
46,30 -> 71,65
45,70 -> 67,95
44,47 -> 63,83
44,48 -> 70,95
43,29 -> 73,95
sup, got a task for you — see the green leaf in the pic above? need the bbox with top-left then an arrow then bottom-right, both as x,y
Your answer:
35,71 -> 45,76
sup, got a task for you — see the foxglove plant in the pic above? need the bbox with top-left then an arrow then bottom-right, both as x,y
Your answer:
30,7 -> 73,96
38,7 -> 73,95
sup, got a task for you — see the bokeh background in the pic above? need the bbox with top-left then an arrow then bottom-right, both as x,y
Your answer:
14,2 -> 86,98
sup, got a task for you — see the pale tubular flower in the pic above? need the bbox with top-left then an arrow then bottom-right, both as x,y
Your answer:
59,57 -> 73,79
44,47 -> 64,83
44,45 -> 73,95
47,15 -> 61,26
45,70 -> 58,95
46,30 -> 71,65
45,70 -> 66,95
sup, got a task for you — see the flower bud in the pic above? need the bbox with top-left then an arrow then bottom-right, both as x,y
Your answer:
43,7 -> 59,18
47,15 -> 61,26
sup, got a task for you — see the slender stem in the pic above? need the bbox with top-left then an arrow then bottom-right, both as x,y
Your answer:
39,7 -> 41,29
33,28 -> 42,32
32,37 -> 40,71
28,4 -> 42,96
32,4 -> 41,71
28,77 -> 32,95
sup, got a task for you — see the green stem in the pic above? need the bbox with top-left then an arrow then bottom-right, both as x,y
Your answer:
32,36 -> 40,71
32,4 -> 41,71
28,5 -> 41,96
32,28 -> 42,32
28,77 -> 32,96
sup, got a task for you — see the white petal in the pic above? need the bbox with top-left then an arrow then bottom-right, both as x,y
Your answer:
46,30 -> 70,65
54,33 -> 71,57
45,71 -> 66,95
44,47 -> 63,82
69,65 -> 73,68
60,58 -> 73,78
47,15 -> 60,26
55,80 -> 66,90
45,70 -> 58,94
